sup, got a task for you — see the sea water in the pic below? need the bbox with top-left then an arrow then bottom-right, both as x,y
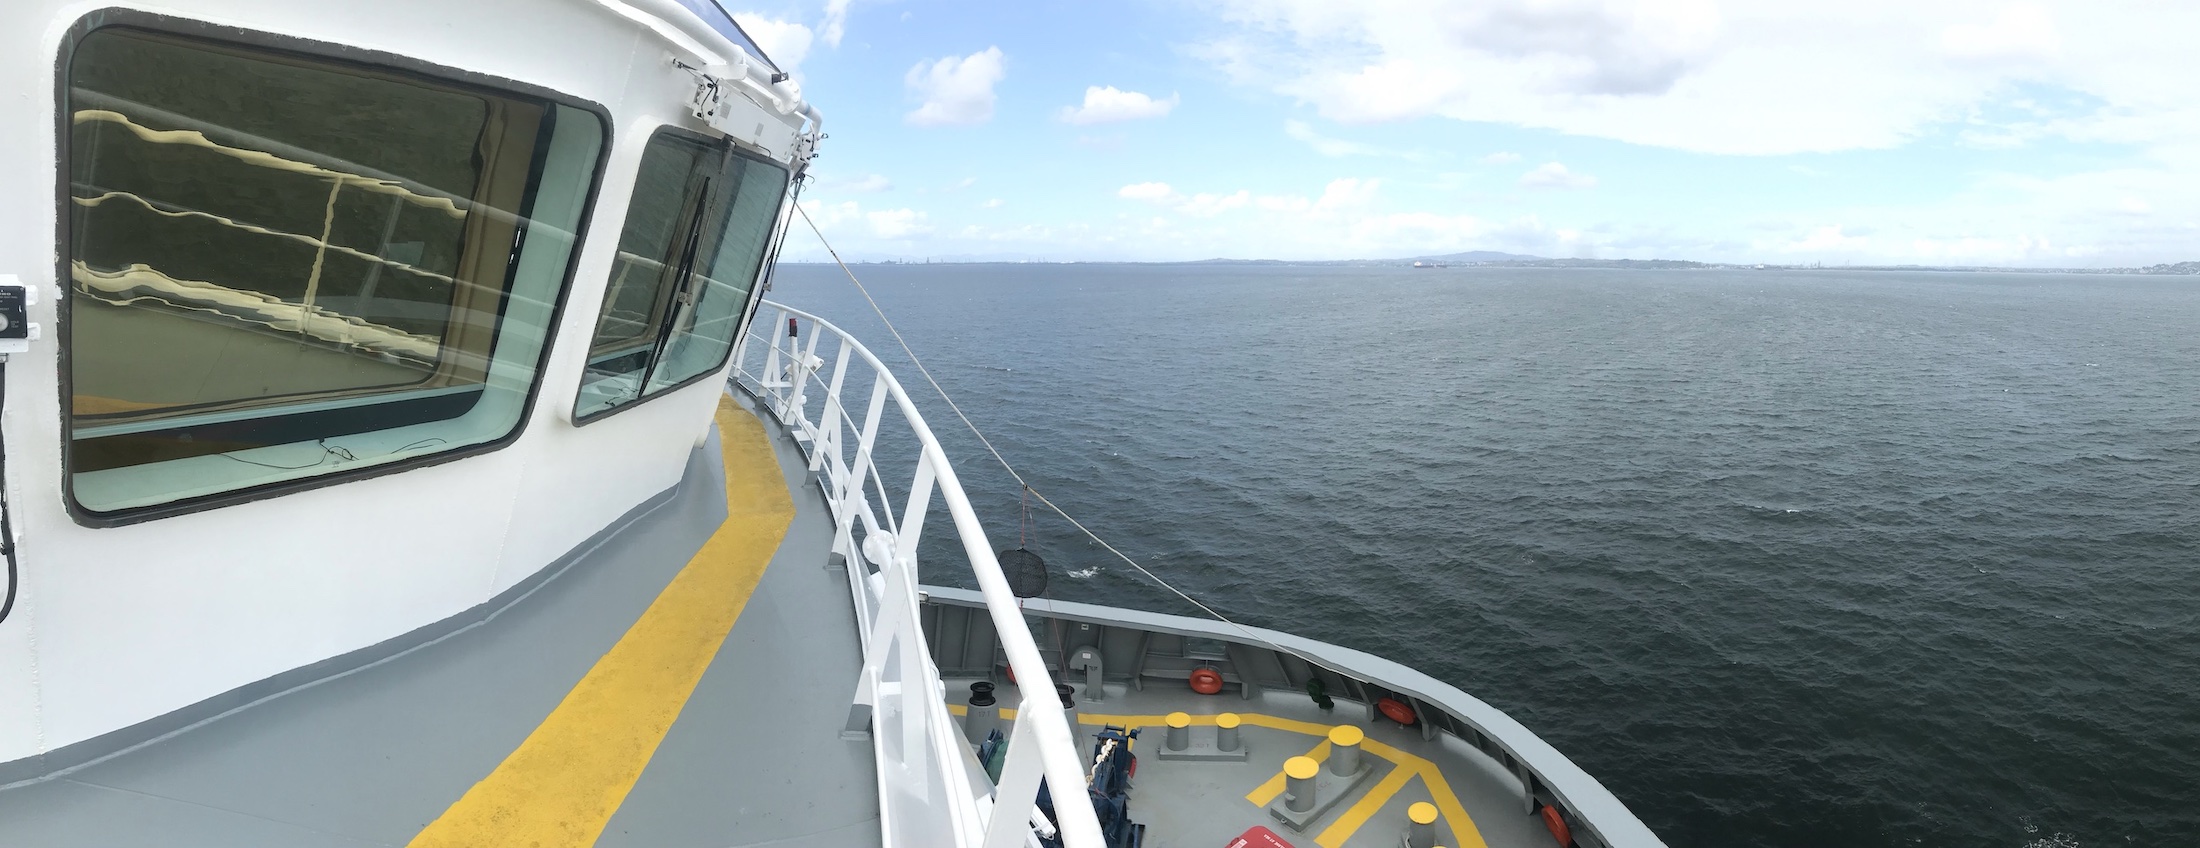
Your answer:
767,263 -> 2200,847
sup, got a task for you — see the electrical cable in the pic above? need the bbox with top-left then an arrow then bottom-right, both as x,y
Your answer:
793,204 -> 1349,679
0,357 -> 18,626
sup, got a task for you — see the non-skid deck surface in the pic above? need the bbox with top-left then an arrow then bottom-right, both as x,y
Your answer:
947,680 -> 1553,848
0,393 -> 878,847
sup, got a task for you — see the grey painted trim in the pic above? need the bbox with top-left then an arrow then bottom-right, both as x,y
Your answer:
920,586 -> 1670,848
0,446 -> 704,789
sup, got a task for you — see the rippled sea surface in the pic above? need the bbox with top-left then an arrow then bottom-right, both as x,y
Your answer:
765,263 -> 2200,848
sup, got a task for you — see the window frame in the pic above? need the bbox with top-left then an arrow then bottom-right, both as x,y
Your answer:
54,10 -> 616,528
569,126 -> 789,427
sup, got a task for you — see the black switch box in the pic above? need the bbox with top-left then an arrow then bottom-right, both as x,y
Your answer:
0,287 -> 24,339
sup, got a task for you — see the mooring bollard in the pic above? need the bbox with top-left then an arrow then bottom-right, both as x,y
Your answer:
1216,712 -> 1242,752
1406,800 -> 1439,848
1165,712 -> 1192,751
1328,725 -> 1364,776
966,681 -> 999,740
1056,683 -> 1080,736
1284,756 -> 1320,813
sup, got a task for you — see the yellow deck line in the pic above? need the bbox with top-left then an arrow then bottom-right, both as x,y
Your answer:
1346,735 -> 1489,848
408,397 -> 794,848
969,706 -> 1490,847
1314,763 -> 1417,848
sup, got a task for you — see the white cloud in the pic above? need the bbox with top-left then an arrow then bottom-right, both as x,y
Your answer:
821,0 -> 853,47
1180,190 -> 1253,217
1118,182 -> 1177,201
867,208 -> 931,239
1313,177 -> 1379,212
818,173 -> 892,193
1942,4 -> 2061,63
906,47 -> 1006,127
795,199 -> 931,242
981,198 -> 1005,208
1120,177 -> 1376,222
800,199 -> 861,229
1060,86 -> 1180,125
1193,0 -> 2200,157
1777,224 -> 1869,254
734,15 -> 813,75
949,177 -> 978,191
1283,120 -> 1422,159
1481,151 -> 1522,164
1117,183 -> 1273,218
1519,162 -> 1597,189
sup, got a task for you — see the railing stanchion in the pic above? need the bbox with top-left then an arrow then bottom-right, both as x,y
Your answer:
731,301 -> 1107,848
813,343 -> 852,475
982,708 -> 1048,848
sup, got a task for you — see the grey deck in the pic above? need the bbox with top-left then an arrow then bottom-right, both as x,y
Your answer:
925,586 -> 1609,848
948,676 -> 1548,848
0,392 -> 880,847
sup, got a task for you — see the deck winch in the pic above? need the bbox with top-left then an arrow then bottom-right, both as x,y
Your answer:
1035,724 -> 1144,848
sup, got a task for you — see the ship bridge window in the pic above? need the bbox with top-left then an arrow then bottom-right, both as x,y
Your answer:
64,27 -> 604,518
574,129 -> 788,420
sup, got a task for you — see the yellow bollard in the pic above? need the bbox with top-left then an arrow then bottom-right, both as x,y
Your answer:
1216,712 -> 1242,752
1283,755 -> 1320,812
1164,711 -> 1192,751
1406,800 -> 1440,848
1327,724 -> 1365,776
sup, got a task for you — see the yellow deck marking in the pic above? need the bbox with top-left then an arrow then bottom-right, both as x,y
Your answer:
1350,735 -> 1489,848
1314,763 -> 1417,848
1421,763 -> 1489,848
408,397 -> 794,848
1067,709 -> 1488,847
943,697 -> 1491,844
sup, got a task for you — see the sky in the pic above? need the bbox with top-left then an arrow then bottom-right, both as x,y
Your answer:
726,0 -> 2200,266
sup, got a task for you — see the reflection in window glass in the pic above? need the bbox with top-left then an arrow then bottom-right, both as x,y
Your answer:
66,28 -> 603,515
650,157 -> 788,391
576,131 -> 788,419
578,134 -> 710,413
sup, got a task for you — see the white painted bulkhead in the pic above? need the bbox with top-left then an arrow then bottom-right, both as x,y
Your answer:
0,0 -> 808,768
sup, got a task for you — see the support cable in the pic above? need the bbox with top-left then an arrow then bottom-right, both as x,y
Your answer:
793,204 -> 1344,678
0,357 -> 17,626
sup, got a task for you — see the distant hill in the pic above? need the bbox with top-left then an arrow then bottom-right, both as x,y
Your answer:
1411,251 -> 1544,263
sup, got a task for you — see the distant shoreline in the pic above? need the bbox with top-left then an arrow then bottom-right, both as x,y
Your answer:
781,257 -> 2200,276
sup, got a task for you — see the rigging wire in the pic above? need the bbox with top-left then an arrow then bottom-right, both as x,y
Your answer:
0,357 -> 17,626
792,203 -> 1346,679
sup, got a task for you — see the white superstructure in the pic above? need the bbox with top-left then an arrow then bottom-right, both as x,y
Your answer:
0,0 -> 813,770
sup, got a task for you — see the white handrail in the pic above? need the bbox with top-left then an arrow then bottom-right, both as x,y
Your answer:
732,301 -> 1105,848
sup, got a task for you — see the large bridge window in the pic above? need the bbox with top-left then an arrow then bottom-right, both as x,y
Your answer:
64,27 -> 604,517
575,130 -> 787,420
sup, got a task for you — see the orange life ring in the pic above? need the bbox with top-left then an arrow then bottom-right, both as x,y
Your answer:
1540,805 -> 1572,846
1005,664 -> 1016,685
1376,696 -> 1416,726
1189,667 -> 1225,695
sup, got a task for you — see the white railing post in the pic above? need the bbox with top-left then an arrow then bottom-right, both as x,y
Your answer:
732,300 -> 1107,848
897,457 -> 935,564
761,308 -> 789,415
840,377 -> 889,511
982,707 -> 1048,848
812,343 -> 852,475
